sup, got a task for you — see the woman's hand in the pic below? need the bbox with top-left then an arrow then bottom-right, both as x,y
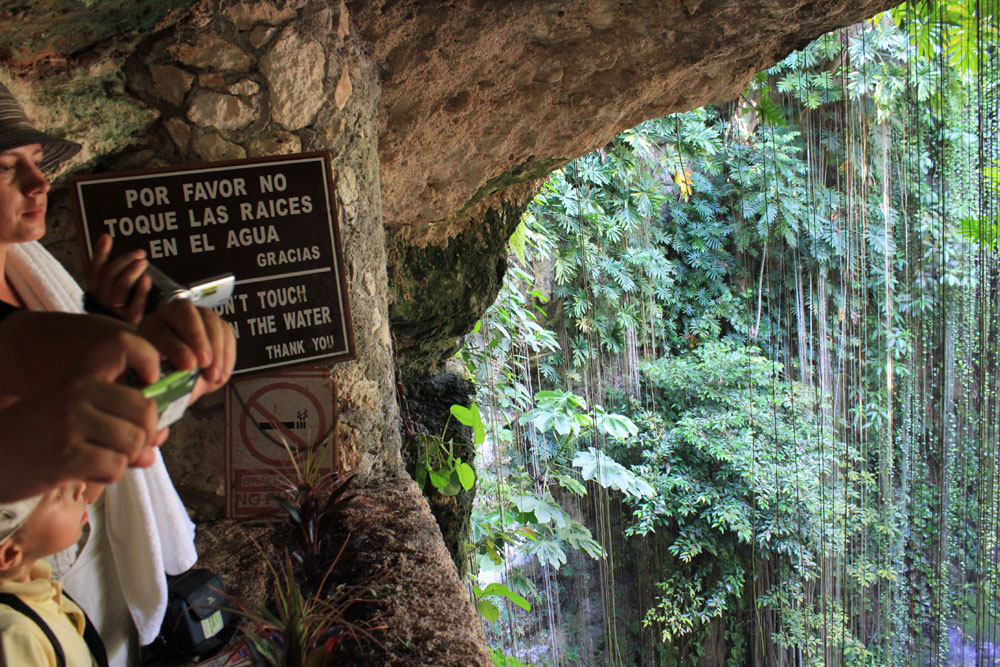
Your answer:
87,233 -> 152,325
138,300 -> 237,401
0,311 -> 175,501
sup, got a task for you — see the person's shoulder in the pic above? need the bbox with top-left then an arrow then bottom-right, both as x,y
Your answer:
0,594 -> 47,633
0,607 -> 54,666
0,600 -> 41,632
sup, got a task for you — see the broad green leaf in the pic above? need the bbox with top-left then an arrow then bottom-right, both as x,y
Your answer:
450,403 -> 485,444
438,470 -> 463,496
480,583 -> 531,611
572,447 -> 655,499
534,390 -> 562,400
457,462 -> 476,490
530,540 -> 568,569
554,473 -> 587,496
428,469 -> 450,489
594,411 -> 638,439
755,94 -> 786,127
511,493 -> 569,528
508,218 -> 528,264
477,599 -> 500,622
510,493 -> 538,514
552,412 -> 575,436
489,648 -> 534,667
530,499 -> 554,524
528,289 -> 549,303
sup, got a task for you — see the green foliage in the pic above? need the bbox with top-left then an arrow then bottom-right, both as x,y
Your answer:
466,382 -> 648,586
497,486 -> 605,569
451,403 -> 486,445
530,109 -> 748,357
234,553 -> 380,667
471,493 -> 601,572
474,583 -> 532,622
489,648 -> 535,667
270,438 -> 358,598
572,447 -> 653,499
414,403 -> 482,496
518,389 -> 641,463
892,1 -> 999,76
467,10 -> 998,664
626,342 -> 835,644
958,161 -> 1000,249
519,390 -> 591,443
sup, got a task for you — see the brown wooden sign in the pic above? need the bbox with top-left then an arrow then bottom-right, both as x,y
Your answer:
71,152 -> 354,374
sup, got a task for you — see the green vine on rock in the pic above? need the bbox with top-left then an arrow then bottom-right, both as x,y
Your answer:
414,403 -> 483,496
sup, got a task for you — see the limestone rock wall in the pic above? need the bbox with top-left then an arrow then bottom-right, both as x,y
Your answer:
37,0 -> 404,505
362,0 -> 902,235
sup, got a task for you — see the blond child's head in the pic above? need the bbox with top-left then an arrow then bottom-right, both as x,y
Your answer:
0,481 -> 94,581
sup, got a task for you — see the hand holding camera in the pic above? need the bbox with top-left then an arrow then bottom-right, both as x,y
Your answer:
86,233 -> 237,428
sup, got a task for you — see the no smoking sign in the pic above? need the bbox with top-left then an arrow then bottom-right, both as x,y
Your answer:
224,366 -> 337,518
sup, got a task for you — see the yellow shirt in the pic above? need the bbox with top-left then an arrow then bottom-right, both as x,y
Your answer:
0,561 -> 96,667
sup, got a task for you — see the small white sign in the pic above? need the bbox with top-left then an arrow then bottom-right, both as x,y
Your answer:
224,366 -> 337,518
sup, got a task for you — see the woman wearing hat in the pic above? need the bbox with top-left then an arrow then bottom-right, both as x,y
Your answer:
0,82 -> 236,667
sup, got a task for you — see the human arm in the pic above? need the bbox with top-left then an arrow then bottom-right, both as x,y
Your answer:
84,235 -> 237,398
0,311 -> 165,501
0,378 -> 163,502
0,311 -> 161,394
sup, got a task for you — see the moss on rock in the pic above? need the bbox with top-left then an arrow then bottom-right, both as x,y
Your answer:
0,0 -> 192,65
389,197 -> 527,373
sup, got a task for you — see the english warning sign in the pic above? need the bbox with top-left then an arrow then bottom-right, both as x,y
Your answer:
70,152 -> 355,374
224,366 -> 338,518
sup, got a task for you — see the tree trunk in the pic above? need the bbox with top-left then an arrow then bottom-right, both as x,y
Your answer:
697,617 -> 729,666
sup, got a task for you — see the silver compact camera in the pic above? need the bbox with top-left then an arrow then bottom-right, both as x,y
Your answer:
145,265 -> 235,311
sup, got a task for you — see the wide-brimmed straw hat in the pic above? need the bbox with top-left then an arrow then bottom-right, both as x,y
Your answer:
0,83 -> 81,174
0,496 -> 41,543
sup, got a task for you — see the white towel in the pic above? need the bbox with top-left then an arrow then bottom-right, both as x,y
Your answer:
105,451 -> 198,643
6,241 -> 82,314
9,241 -> 198,650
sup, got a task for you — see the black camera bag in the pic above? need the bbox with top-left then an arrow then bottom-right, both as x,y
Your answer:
150,568 -> 236,661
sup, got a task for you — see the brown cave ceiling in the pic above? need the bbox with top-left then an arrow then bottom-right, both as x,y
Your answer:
3,0 -> 900,243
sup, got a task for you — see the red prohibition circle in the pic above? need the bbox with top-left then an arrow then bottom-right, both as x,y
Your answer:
239,382 -> 328,467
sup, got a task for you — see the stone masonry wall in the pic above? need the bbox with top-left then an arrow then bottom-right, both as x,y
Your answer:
38,0 -> 403,514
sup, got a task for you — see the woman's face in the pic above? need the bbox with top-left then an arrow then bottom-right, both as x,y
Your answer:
0,144 -> 49,248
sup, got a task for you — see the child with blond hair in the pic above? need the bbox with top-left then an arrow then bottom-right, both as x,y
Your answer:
0,483 -> 107,666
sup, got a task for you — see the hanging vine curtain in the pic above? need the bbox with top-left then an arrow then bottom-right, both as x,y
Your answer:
461,3 -> 1000,665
